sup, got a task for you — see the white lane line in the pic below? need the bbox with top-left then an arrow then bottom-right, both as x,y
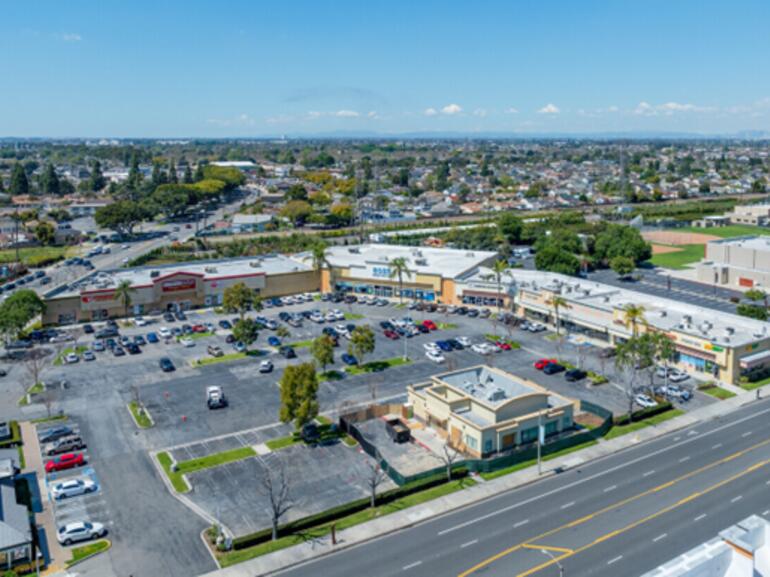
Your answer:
435,405 -> 770,536
679,456 -> 691,463
403,561 -> 422,571
608,555 -> 623,565
694,514 -> 707,521
674,437 -> 681,442
561,501 -> 575,510
742,431 -> 752,438
643,470 -> 656,477
461,539 -> 478,549
603,485 -> 617,493
653,533 -> 668,542
713,443 -> 723,449
731,495 -> 743,503
513,519 -> 530,528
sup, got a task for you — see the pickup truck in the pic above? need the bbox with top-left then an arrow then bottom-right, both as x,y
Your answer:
206,386 -> 228,409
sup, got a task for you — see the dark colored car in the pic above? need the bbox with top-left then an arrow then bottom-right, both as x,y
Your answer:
225,334 -> 235,343
113,347 -> 125,357
565,368 -> 587,382
39,426 -> 74,443
126,343 -> 141,355
134,335 -> 146,346
218,320 -> 232,330
83,324 -> 94,334
181,324 -> 193,335
380,321 -> 394,330
342,353 -> 358,365
435,340 -> 452,352
163,312 -> 176,322
383,330 -> 399,340
279,346 -> 296,359
146,332 -> 159,344
322,327 -> 337,337
301,422 -> 320,444
543,362 -> 565,375
267,336 -> 282,347
447,338 -> 464,350
175,311 -> 187,321
344,295 -> 357,304
159,357 -> 175,372
95,327 -> 118,339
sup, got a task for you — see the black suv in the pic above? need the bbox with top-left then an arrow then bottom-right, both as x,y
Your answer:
159,357 -> 175,372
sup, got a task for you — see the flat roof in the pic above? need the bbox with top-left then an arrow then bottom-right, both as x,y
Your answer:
48,255 -> 311,299
318,244 -> 497,280
466,268 -> 770,349
707,234 -> 770,251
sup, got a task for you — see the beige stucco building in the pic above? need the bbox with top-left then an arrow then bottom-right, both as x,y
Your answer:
407,366 -> 576,458
695,235 -> 770,290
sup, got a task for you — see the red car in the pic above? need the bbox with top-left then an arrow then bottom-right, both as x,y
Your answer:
191,324 -> 207,333
496,341 -> 512,351
534,358 -> 558,370
45,452 -> 85,473
383,330 -> 400,340
423,320 -> 437,331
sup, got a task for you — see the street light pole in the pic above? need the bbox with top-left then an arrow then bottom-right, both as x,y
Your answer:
540,549 -> 565,577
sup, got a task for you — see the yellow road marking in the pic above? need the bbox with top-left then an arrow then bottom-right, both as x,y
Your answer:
456,437 -> 770,577
522,544 -> 574,554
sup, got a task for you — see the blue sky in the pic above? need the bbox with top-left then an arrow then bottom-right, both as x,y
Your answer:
2,0 -> 770,137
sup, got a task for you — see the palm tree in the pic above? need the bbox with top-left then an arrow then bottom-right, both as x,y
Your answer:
389,257 -> 412,304
622,303 -> 646,337
548,295 -> 570,336
491,259 -> 509,313
114,280 -> 134,318
310,241 -> 332,293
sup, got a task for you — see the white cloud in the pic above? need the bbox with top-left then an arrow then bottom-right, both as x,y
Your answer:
537,103 -> 560,115
206,113 -> 255,127
504,107 -> 519,114
607,105 -> 619,112
61,33 -> 82,42
367,111 -> 379,119
441,103 -> 463,115
307,111 -> 322,119
424,107 -> 438,116
634,101 -> 715,116
265,114 -> 294,124
334,109 -> 360,118
472,108 -> 487,117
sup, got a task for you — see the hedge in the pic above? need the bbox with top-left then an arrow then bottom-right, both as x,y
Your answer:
0,421 -> 21,448
613,402 -> 673,426
232,468 -> 468,550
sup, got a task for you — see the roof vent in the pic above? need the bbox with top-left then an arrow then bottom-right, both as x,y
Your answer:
415,258 -> 428,266
205,266 -> 217,273
466,252 -> 475,257
348,247 -> 360,254
150,270 -> 160,278
249,260 -> 262,268
725,327 -> 735,335
659,310 -> 667,317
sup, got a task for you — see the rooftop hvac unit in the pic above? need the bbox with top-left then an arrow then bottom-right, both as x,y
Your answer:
249,260 -> 262,268
415,258 -> 428,266
683,315 -> 693,324
487,388 -> 506,402
150,270 -> 160,278
348,247 -> 360,254
725,327 -> 735,335
466,252 -> 475,257
412,249 -> 423,257
205,266 -> 217,273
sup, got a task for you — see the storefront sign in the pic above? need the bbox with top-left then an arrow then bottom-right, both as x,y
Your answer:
739,277 -> 755,288
372,266 -> 391,279
81,293 -> 116,303
161,278 -> 197,293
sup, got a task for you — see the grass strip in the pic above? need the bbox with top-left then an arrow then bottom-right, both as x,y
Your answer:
193,350 -> 265,366
480,439 -> 599,481
265,435 -> 300,451
30,414 -> 68,424
128,402 -> 153,428
157,452 -> 190,493
288,339 -> 313,349
347,356 -> 411,375
436,322 -> 458,330
53,346 -> 89,366
344,313 -> 364,320
18,382 -> 45,406
701,386 -> 737,400
604,409 -> 684,440
66,539 -> 111,568
217,477 -> 475,567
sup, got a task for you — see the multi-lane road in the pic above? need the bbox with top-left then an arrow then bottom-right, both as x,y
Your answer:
276,398 -> 770,577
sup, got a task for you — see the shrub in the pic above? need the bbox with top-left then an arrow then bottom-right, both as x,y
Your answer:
613,402 -> 673,426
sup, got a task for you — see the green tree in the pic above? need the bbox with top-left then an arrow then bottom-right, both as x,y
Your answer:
311,335 -> 335,373
94,200 -> 149,236
610,255 -> 635,279
34,221 -> 55,245
280,200 -> 313,226
152,185 -> 191,219
594,224 -> 652,266
534,245 -> 581,276
114,280 -> 134,318
490,259 -> 509,312
547,295 -> 570,336
10,163 -> 29,196
285,184 -> 308,201
348,325 -> 376,366
0,290 -> 45,342
39,164 -> 60,195
183,164 -> 193,184
497,213 -> 523,245
89,160 -> 106,192
232,318 -> 259,349
622,303 -> 646,337
389,257 -> 412,304
168,160 -> 178,184
279,363 -> 319,429
222,282 -> 255,321
737,303 -> 768,321
328,202 -> 353,226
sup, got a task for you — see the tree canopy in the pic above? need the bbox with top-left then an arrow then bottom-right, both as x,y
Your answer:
279,362 -> 319,429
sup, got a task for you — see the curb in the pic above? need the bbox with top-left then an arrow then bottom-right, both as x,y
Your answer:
64,538 -> 112,569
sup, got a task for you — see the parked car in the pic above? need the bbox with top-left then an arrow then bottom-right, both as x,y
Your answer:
435,340 -> 452,352
383,329 -> 400,340
134,316 -> 148,327
342,353 -> 358,365
207,345 -> 224,357
82,350 -> 95,362
668,370 -> 689,383
635,394 -> 657,408
471,343 -> 489,354
179,337 -> 194,348
146,332 -> 159,344
134,335 -> 146,346
82,324 -> 94,334
279,346 -> 296,359
159,357 -> 175,372
422,320 -> 438,331
527,322 -> 546,333
95,327 -> 118,339
158,327 -> 171,339
219,320 -> 232,330
456,336 -> 472,347
534,358 -> 558,370
45,452 -> 85,473
65,352 -> 79,364
40,426 -> 74,443
426,350 -> 445,363
57,521 -> 106,546
542,362 -> 565,375
259,360 -> 273,373
126,343 -> 141,355
233,341 -> 246,353
565,368 -> 587,382
206,386 -> 228,409
267,336 -> 282,347
44,436 -> 85,456
495,341 -> 512,351
112,346 -> 125,357
447,338 -> 464,350
51,479 -> 97,501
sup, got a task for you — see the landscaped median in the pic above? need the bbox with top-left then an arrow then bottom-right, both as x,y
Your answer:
212,470 -> 475,567
66,539 -> 111,568
18,382 -> 45,406
484,334 -> 521,349
53,345 -> 89,366
740,375 -> 770,391
699,383 -> 737,400
265,419 -> 356,451
192,349 -> 266,367
346,356 -> 411,375
157,446 -> 257,493
127,401 -> 154,428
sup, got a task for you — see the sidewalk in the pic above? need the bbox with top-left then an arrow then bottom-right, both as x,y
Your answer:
19,421 -> 69,575
199,383 -> 770,577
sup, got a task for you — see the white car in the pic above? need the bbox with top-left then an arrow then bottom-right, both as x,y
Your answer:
325,311 -> 337,322
425,351 -> 445,363
65,352 -> 79,364
423,342 -> 440,353
158,327 -> 171,338
668,370 -> 689,383
471,343 -> 490,355
310,313 -> 324,324
528,322 -> 546,333
50,334 -> 74,343
57,521 -> 106,546
635,394 -> 657,408
179,337 -> 194,347
333,309 -> 345,321
335,324 -> 349,336
456,336 -> 472,347
51,479 -> 97,501
82,350 -> 95,362
134,316 -> 148,327
121,244 -> 129,250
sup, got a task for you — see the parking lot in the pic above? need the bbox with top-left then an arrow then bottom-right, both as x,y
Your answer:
10,294 -> 718,576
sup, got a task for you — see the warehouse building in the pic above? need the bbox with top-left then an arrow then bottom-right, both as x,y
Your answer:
311,244 -> 498,303
42,255 -> 315,325
695,235 -> 770,290
407,365 -> 576,458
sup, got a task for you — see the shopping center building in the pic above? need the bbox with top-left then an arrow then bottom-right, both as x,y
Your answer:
42,255 -> 316,325
407,365 -> 576,458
